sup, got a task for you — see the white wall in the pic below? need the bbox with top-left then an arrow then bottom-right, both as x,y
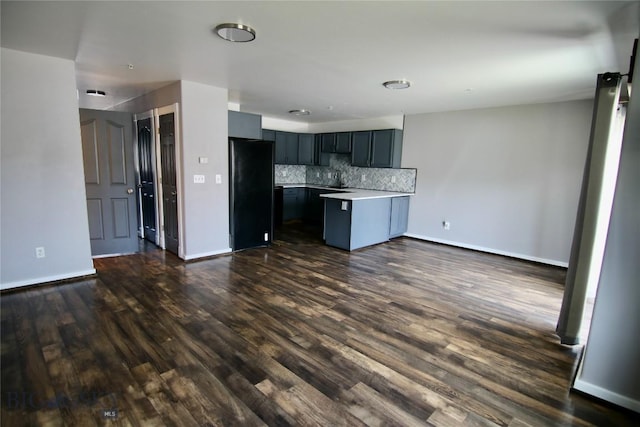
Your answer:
308,115 -> 404,133
114,80 -> 230,259
0,48 -> 95,289
179,81 -> 230,258
112,82 -> 181,113
403,100 -> 593,266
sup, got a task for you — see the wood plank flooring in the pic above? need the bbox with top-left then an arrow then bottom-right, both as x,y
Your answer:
2,224 -> 638,426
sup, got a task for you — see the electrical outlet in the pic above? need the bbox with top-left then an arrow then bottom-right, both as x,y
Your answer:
361,174 -> 366,182
391,176 -> 396,183
282,170 -> 287,177
443,221 -> 450,230
327,172 -> 332,179
316,172 -> 320,178
35,247 -> 45,258
193,174 -> 205,184
264,232 -> 269,242
215,174 -> 222,184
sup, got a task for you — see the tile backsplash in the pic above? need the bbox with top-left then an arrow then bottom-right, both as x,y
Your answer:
274,164 -> 307,184
276,154 -> 416,193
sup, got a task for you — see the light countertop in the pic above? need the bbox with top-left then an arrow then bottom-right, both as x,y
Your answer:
276,183 -> 412,201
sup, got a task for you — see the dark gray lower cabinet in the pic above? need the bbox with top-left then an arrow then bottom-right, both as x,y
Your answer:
324,195 -> 410,250
283,188 -> 305,220
281,187 -> 344,223
324,198 -> 392,251
389,196 -> 410,237
305,189 -> 325,222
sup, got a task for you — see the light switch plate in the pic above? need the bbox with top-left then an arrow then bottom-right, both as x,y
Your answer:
215,174 -> 222,184
198,157 -> 208,164
194,174 -> 205,184
341,201 -> 348,211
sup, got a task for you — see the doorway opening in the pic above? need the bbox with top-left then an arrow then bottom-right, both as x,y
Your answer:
133,104 -> 182,257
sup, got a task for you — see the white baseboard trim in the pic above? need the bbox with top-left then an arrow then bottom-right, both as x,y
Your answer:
573,378 -> 640,412
183,248 -> 232,261
403,233 -> 568,268
1,268 -> 97,291
92,252 -> 137,259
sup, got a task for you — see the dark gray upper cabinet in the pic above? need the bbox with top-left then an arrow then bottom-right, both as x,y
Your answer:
351,129 -> 403,168
321,133 -> 337,153
315,134 -> 330,166
298,134 -> 315,165
275,131 -> 299,164
335,132 -> 352,153
351,131 -> 372,167
262,129 -> 275,141
228,111 -> 262,139
371,129 -> 403,168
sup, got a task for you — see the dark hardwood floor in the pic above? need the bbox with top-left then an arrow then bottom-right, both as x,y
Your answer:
2,224 -> 638,426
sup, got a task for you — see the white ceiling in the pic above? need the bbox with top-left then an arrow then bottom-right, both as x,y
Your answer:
1,1 -> 638,123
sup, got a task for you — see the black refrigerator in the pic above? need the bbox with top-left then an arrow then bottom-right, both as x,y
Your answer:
229,138 -> 274,251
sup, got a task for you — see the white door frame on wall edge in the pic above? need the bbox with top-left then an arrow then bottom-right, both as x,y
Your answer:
0,269 -> 97,291
403,233 -> 569,268
155,103 -> 185,260
573,378 -> 640,413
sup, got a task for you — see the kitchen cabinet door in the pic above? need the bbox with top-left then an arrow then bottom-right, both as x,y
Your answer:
316,134 -> 330,166
262,129 -> 275,141
335,132 -> 352,153
275,131 -> 299,164
275,131 -> 288,164
371,129 -> 403,168
228,111 -> 261,139
321,133 -> 337,153
351,131 -> 371,167
298,134 -> 315,165
371,130 -> 394,168
285,132 -> 299,164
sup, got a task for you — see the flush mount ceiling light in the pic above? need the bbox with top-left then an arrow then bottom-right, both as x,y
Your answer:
289,109 -> 311,116
214,23 -> 256,42
383,79 -> 411,90
86,89 -> 106,97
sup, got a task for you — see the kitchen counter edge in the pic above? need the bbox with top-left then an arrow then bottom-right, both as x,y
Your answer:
275,183 -> 413,201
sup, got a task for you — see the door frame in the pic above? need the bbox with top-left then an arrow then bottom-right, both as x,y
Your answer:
133,110 -> 160,246
155,103 -> 185,258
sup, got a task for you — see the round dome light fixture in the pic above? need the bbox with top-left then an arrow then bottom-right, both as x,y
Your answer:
86,89 -> 106,97
214,23 -> 256,42
288,109 -> 311,116
382,79 -> 411,90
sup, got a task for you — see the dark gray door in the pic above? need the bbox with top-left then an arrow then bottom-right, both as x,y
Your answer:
137,118 -> 157,243
80,109 -> 138,256
159,113 -> 179,255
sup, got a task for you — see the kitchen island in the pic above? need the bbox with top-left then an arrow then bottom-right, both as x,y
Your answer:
320,189 -> 411,251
